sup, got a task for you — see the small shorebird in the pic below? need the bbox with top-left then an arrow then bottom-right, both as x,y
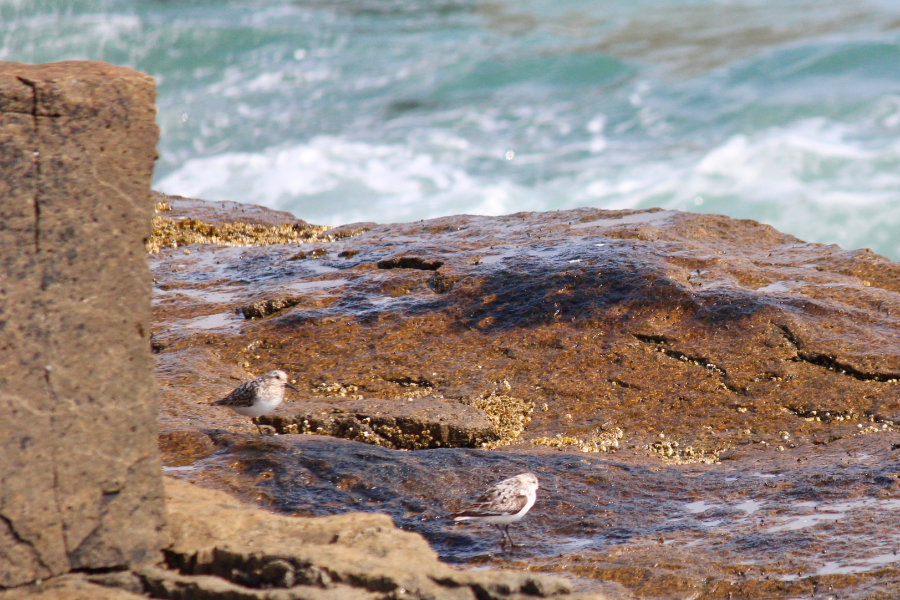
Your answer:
452,472 -> 539,548
213,370 -> 298,433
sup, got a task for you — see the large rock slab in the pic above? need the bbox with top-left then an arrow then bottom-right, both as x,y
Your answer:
0,61 -> 164,587
176,432 -> 900,600
150,199 -> 899,598
151,205 -> 900,453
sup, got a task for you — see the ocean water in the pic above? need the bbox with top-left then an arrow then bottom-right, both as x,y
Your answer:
2,0 -> 899,259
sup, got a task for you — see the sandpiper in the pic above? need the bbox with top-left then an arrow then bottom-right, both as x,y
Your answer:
213,369 -> 298,433
452,472 -> 539,548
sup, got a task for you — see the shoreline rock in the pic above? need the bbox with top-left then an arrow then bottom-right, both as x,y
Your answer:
2,477 -> 603,600
4,56 -> 896,599
151,203 -> 899,453
0,60 -> 164,587
149,196 -> 899,599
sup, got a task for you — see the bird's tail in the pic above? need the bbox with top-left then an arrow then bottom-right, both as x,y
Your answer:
451,512 -> 475,522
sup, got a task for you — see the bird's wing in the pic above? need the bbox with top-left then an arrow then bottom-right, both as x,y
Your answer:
454,484 -> 529,517
214,381 -> 255,407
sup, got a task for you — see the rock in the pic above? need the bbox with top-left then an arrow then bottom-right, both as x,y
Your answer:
0,473 -> 602,599
150,199 -> 900,598
152,206 -> 900,453
240,295 -> 303,319
377,255 -> 445,270
0,60 -> 609,600
136,477 -> 596,600
157,430 -> 217,467
153,191 -> 304,227
258,397 -> 498,449
3,476 -> 602,599
148,192 -> 330,253
174,431 -> 900,600
0,574 -> 148,600
0,61 -> 164,587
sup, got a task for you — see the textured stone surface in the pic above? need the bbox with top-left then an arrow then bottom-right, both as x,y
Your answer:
150,199 -> 899,598
259,397 -> 498,449
0,574 -> 148,600
142,477 -> 597,600
152,191 -> 302,227
151,206 -> 899,452
2,476 -> 602,600
0,61 -> 164,587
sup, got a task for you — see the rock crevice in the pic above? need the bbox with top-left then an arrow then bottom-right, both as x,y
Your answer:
777,322 -> 900,382
15,76 -> 40,254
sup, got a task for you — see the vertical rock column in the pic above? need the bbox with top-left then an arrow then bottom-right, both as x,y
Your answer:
0,61 -> 165,588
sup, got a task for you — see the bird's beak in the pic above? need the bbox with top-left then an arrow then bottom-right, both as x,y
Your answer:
286,382 -> 299,392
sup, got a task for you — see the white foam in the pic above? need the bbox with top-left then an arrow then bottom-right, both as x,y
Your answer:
155,101 -> 900,261
576,117 -> 900,257
766,498 -> 900,533
582,118 -> 900,208
734,500 -> 763,515
157,136 -> 539,225
131,26 -> 900,253
183,312 -> 240,331
245,72 -> 286,94
684,500 -> 716,514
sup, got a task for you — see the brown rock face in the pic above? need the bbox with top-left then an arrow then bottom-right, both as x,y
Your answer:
151,200 -> 899,598
153,206 -> 900,453
0,61 -> 164,587
0,574 -> 148,600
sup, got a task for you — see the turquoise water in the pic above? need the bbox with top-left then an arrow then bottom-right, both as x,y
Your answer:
3,0 -> 900,259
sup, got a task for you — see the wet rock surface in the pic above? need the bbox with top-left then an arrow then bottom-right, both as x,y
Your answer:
4,477 -> 594,600
151,200 -> 900,598
148,477 -> 586,600
153,191 -> 302,227
180,432 -> 900,599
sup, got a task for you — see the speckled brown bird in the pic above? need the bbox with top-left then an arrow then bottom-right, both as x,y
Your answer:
213,370 -> 298,433
452,472 -> 539,548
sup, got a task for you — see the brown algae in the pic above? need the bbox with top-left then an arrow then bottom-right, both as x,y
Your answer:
147,216 -> 331,253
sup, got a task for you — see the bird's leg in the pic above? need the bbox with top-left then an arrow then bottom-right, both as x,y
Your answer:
253,419 -> 264,434
504,524 -> 514,548
496,525 -> 507,549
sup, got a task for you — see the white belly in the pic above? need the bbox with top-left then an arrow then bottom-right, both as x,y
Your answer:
231,399 -> 281,418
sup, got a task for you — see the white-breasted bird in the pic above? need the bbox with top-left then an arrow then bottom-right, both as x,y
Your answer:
213,369 -> 298,433
452,472 -> 539,548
